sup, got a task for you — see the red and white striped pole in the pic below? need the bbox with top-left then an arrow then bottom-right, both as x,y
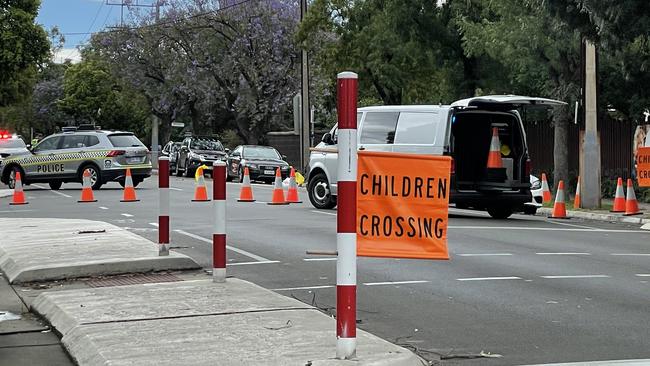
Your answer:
158,157 -> 170,256
212,160 -> 227,282
336,71 -> 358,359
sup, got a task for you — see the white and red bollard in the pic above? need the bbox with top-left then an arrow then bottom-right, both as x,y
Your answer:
158,157 -> 170,256
336,71 -> 358,359
212,161 -> 227,282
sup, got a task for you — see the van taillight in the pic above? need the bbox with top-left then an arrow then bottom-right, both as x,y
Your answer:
107,150 -> 125,157
451,158 -> 455,174
525,159 -> 532,176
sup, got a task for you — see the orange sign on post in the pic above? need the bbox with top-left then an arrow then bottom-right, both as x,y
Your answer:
637,147 -> 650,187
357,151 -> 451,260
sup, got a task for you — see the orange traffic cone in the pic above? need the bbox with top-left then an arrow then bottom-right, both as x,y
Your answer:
9,171 -> 28,205
121,168 -> 139,202
573,176 -> 581,209
237,167 -> 255,202
611,177 -> 625,212
78,169 -> 97,203
268,168 -> 289,205
541,173 -> 552,203
550,180 -> 568,219
624,178 -> 642,216
192,167 -> 210,202
486,127 -> 503,168
286,167 -> 302,204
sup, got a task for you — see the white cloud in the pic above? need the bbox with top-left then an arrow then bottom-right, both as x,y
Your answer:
53,48 -> 82,64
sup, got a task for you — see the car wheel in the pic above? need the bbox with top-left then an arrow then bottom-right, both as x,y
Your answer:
308,172 -> 336,209
184,160 -> 193,178
49,181 -> 62,190
238,167 -> 244,183
523,205 -> 538,215
487,206 -> 513,219
7,166 -> 23,190
80,165 -> 102,190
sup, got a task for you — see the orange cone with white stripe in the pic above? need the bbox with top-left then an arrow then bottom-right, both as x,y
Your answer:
192,166 -> 210,202
286,167 -> 302,203
268,168 -> 289,205
550,180 -> 568,219
486,127 -> 503,168
541,173 -> 552,203
9,171 -> 28,205
121,168 -> 139,202
573,176 -> 581,209
78,169 -> 97,203
611,177 -> 625,212
237,167 -> 255,202
624,178 -> 642,216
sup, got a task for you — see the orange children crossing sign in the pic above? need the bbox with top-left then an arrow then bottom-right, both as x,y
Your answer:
357,151 -> 451,260
637,147 -> 650,187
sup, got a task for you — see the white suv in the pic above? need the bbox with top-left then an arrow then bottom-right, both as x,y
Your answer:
307,95 -> 564,219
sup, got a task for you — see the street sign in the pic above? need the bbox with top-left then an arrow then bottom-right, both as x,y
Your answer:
171,122 -> 185,128
356,151 -> 451,259
637,147 -> 650,187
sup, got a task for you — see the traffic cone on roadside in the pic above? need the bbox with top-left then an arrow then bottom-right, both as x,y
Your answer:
9,171 -> 28,205
611,177 -> 626,213
78,169 -> 97,203
268,168 -> 289,205
624,178 -> 642,216
550,180 -> 569,219
120,168 -> 139,202
541,173 -> 552,203
573,176 -> 581,209
237,167 -> 255,202
486,127 -> 503,169
286,167 -> 302,204
192,166 -> 210,202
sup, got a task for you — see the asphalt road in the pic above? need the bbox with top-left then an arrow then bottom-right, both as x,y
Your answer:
1,176 -> 649,365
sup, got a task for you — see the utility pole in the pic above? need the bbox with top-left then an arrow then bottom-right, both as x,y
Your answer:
300,0 -> 310,172
580,39 -> 601,209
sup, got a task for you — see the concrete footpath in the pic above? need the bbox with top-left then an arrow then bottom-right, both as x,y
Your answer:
1,218 -> 422,365
0,218 -> 199,283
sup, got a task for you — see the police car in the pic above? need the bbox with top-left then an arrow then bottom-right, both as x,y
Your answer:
0,132 -> 30,171
0,126 -> 152,190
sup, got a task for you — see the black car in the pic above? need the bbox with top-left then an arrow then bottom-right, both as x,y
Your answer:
175,136 -> 227,177
161,141 -> 182,174
226,145 -> 289,183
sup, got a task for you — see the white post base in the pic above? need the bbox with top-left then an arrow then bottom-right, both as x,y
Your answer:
213,268 -> 226,283
158,244 -> 170,256
336,337 -> 357,360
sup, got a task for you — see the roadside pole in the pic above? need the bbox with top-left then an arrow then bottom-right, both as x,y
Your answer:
158,157 -> 170,256
581,40 -> 601,208
336,71 -> 358,359
212,161 -> 227,283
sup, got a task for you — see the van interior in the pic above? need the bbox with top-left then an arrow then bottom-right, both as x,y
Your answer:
451,111 -> 525,190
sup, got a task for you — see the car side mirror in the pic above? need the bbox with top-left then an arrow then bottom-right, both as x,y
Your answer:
231,151 -> 240,157
225,148 -> 230,154
282,155 -> 288,161
322,132 -> 333,145
181,146 -> 189,152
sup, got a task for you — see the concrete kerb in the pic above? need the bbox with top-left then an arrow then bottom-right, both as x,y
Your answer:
537,207 -> 650,228
32,279 -> 424,366
0,218 -> 200,284
0,189 -> 13,198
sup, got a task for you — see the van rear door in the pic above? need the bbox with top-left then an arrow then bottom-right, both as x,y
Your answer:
451,95 -> 566,110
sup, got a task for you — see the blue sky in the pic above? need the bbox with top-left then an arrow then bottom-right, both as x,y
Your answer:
36,0 -> 152,63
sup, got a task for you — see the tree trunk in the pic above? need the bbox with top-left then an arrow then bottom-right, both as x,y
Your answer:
553,116 -> 569,191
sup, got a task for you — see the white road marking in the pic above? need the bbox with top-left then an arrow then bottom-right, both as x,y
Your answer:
311,210 -> 337,216
174,229 -> 271,262
457,276 -> 522,281
541,275 -> 610,279
610,253 -> 650,256
303,257 -> 337,261
0,209 -> 34,213
169,187 -> 183,191
32,184 -> 73,198
272,285 -> 335,291
227,260 -> 280,266
457,253 -> 513,257
635,274 -> 650,277
149,222 -> 159,227
99,206 -> 109,210
363,280 -> 429,286
545,220 -> 599,230
121,213 -> 134,217
447,226 -> 649,233
536,252 -> 591,256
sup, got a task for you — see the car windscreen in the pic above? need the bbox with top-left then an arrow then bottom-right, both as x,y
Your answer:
108,134 -> 145,147
190,139 -> 224,151
0,139 -> 26,148
244,146 -> 281,159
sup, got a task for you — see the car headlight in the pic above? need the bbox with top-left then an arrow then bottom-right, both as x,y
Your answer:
531,180 -> 541,189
